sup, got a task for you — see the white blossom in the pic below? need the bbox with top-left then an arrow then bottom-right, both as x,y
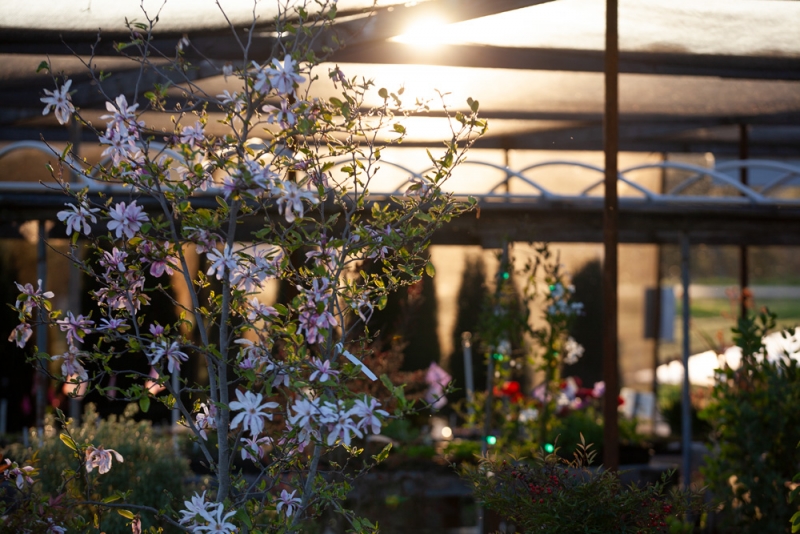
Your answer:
40,80 -> 75,125
57,202 -> 99,236
229,389 -> 278,437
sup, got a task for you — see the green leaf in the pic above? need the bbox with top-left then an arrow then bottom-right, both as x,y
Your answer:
393,123 -> 406,134
425,261 -> 436,277
378,88 -> 388,99
234,508 -> 253,528
59,433 -> 78,452
103,493 -> 122,503
36,61 -> 50,73
116,509 -> 135,520
139,396 -> 151,413
372,443 -> 392,463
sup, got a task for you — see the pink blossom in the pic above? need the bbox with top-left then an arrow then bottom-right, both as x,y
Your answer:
51,345 -> 88,381
147,340 -> 188,374
107,201 -> 149,240
14,279 -> 53,315
240,435 -> 272,461
309,358 -> 339,383
8,323 -> 32,348
276,489 -> 302,517
267,55 -> 306,95
194,403 -> 217,440
100,247 -> 128,274
3,458 -> 35,489
352,396 -> 389,435
85,445 -> 123,474
57,202 -> 99,236
180,121 -> 205,147
56,312 -> 94,345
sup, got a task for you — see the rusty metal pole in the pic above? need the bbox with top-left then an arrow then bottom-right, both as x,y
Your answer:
602,0 -> 620,471
739,124 -> 749,319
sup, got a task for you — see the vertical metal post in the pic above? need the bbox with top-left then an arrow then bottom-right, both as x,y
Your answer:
739,124 -> 749,319
602,0 -> 620,472
68,118 -> 83,424
35,221 -> 48,430
462,332 -> 475,417
680,233 -> 692,490
651,156 -> 667,428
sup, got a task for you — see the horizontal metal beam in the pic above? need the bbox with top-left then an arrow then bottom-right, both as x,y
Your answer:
331,42 -> 800,81
0,0 -> 553,58
434,199 -> 800,246
0,191 -> 798,246
4,125 -> 798,157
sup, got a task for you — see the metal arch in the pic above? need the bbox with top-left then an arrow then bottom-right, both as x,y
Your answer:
625,161 -> 768,203
1,143 -> 799,207
0,140 -> 90,191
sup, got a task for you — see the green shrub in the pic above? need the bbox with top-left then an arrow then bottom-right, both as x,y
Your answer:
461,441 -> 704,533
6,403 -> 193,533
701,311 -> 800,533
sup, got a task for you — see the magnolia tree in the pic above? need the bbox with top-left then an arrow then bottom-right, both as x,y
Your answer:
4,1 -> 485,531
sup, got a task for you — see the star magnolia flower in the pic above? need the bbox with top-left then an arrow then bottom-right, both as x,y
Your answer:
107,200 -> 149,240
8,323 -> 32,348
56,311 -> 94,345
206,245 -> 237,280
240,435 -> 272,462
352,396 -> 389,435
57,201 -> 100,236
178,491 -> 217,526
3,458 -> 35,489
309,358 -> 339,383
85,445 -> 123,474
194,402 -> 217,440
276,489 -> 302,517
14,279 -> 54,315
275,180 -> 319,223
180,121 -> 205,147
229,389 -> 278,438
40,79 -> 75,125
319,400 -> 362,446
197,504 -> 237,534
147,340 -> 189,374
51,345 -> 89,381
44,518 -> 67,534
268,54 -> 306,96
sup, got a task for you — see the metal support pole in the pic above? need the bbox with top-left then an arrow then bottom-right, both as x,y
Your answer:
602,0 -> 620,472
680,233 -> 692,490
739,124 -> 749,319
35,220 -> 48,430
462,332 -> 475,418
651,156 -> 667,428
68,118 -> 83,424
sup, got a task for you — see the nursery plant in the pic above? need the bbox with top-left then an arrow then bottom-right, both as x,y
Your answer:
701,310 -> 800,533
461,438 -> 705,534
2,1 -> 485,531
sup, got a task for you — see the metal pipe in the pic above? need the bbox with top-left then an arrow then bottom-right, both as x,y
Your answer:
602,0 -> 620,472
739,124 -> 750,319
68,118 -> 83,424
462,332 -> 475,417
680,233 -> 692,490
35,220 -> 47,430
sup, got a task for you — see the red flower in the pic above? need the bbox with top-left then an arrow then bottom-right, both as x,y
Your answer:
493,381 -> 523,403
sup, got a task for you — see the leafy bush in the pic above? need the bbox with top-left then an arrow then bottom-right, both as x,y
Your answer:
461,441 -> 704,534
6,404 -> 192,533
701,311 -> 800,533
